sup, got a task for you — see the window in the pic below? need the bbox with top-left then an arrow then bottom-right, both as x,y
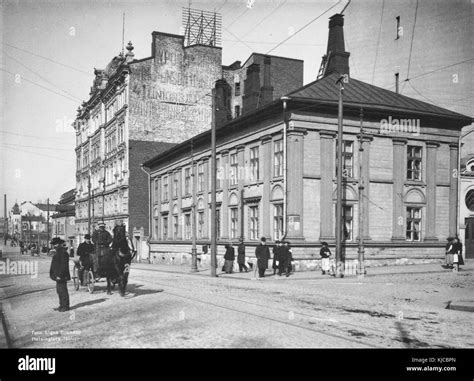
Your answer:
342,205 -> 353,241
230,153 -> 238,186
184,213 -> 191,240
336,140 -> 354,178
162,176 -> 169,201
154,213 -> 159,239
173,214 -> 179,238
273,204 -> 283,240
274,140 -> 283,177
154,180 -> 159,204
249,205 -> 259,240
198,164 -> 204,192
162,216 -> 168,239
184,168 -> 191,196
173,173 -> 179,198
234,105 -> 240,118
396,16 -> 401,39
83,150 -> 89,167
407,146 -> 422,180
406,207 -> 421,241
198,211 -> 204,239
118,123 -> 124,143
216,158 -> 221,189
77,154 -> 81,170
250,146 -> 259,182
235,82 -> 241,96
216,207 -> 221,239
230,208 -> 238,239
465,190 -> 474,212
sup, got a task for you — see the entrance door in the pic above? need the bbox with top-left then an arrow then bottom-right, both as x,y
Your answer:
465,217 -> 474,259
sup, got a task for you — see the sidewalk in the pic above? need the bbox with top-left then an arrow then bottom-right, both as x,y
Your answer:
131,259 -> 474,279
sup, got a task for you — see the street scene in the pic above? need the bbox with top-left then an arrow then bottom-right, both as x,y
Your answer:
1,245 -> 473,348
1,0 -> 473,365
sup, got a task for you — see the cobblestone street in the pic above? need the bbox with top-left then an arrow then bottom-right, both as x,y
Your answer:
1,248 -> 473,348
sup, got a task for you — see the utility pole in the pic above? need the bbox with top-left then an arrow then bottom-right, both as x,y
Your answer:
3,194 -> 7,245
210,85 -> 217,277
190,140 -> 198,272
335,75 -> 345,278
47,198 -> 50,249
357,107 -> 366,278
88,175 -> 92,235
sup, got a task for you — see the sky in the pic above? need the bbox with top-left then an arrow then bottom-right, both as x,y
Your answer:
0,0 -> 343,215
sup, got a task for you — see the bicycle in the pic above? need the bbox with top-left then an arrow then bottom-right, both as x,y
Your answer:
72,260 -> 95,293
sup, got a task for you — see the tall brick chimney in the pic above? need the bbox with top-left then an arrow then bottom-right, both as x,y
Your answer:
324,13 -> 350,77
242,63 -> 261,114
260,56 -> 274,105
215,79 -> 232,128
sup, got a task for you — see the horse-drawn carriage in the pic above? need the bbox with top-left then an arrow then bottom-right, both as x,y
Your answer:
72,225 -> 135,296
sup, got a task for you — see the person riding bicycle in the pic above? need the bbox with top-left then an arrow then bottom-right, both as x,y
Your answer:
77,234 -> 95,285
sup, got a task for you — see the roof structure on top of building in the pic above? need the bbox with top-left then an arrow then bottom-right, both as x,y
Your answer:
287,71 -> 472,123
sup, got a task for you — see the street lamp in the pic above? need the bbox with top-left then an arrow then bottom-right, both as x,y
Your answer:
357,107 -> 366,278
335,74 -> 345,278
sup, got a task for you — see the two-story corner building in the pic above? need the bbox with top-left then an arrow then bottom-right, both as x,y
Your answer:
142,13 -> 472,268
73,26 -> 304,253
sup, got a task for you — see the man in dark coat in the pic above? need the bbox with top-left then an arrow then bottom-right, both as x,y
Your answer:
255,237 -> 270,278
272,240 -> 281,275
49,237 -> 71,312
223,243 -> 235,273
91,221 -> 112,276
237,238 -> 248,272
77,234 -> 95,284
278,241 -> 290,277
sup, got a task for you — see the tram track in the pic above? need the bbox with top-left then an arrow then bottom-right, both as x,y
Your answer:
133,266 -> 459,348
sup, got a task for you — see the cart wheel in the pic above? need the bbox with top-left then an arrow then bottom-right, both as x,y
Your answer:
87,271 -> 95,294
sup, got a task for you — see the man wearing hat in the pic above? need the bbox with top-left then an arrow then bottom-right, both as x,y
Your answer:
77,234 -> 95,284
237,238 -> 248,273
49,237 -> 71,312
255,237 -> 270,278
92,221 -> 112,275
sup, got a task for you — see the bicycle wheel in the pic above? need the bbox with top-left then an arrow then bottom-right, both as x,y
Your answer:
86,270 -> 95,294
72,266 -> 80,291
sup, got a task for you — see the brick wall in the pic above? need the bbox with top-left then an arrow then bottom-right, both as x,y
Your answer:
128,32 -> 222,144
128,140 -> 176,236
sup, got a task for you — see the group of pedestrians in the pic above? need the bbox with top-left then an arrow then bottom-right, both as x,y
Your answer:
445,236 -> 464,272
220,237 -> 294,278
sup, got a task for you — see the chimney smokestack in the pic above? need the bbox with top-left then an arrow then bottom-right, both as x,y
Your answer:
260,56 -> 274,106
215,79 -> 232,128
324,13 -> 350,77
242,63 -> 261,114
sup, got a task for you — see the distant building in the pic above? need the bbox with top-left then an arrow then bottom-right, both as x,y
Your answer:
51,189 -> 76,248
143,13 -> 472,267
14,201 -> 57,246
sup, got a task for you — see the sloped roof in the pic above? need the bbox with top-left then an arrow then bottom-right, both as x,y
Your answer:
34,203 -> 59,212
287,72 -> 472,123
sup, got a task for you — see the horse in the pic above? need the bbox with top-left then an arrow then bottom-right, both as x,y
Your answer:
102,225 -> 133,296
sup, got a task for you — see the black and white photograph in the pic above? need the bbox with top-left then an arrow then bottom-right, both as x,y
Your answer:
0,0 -> 473,378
